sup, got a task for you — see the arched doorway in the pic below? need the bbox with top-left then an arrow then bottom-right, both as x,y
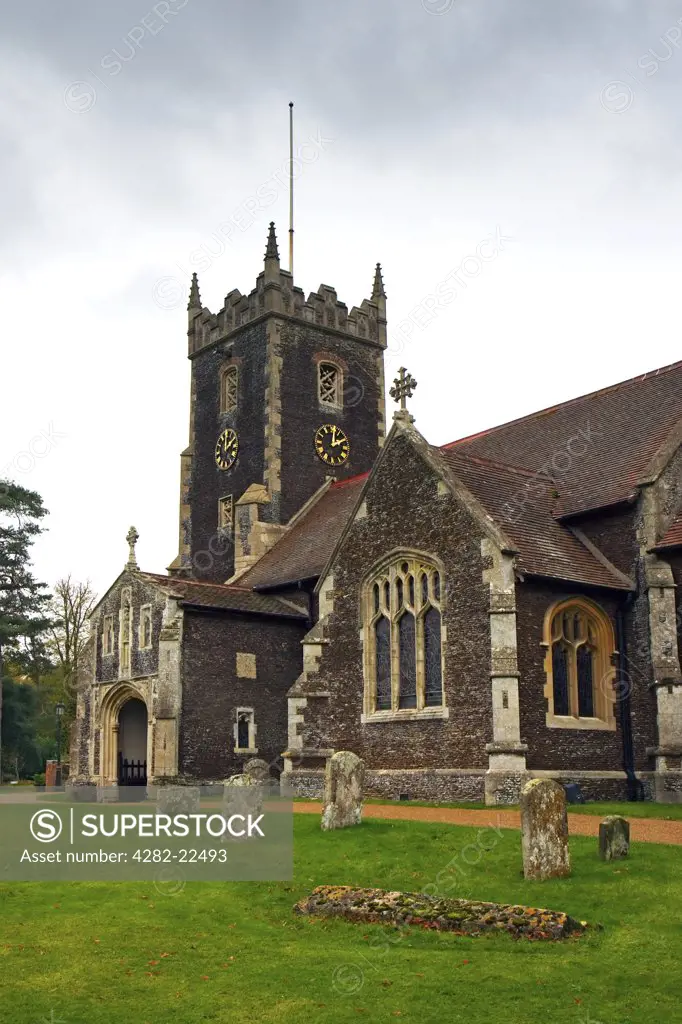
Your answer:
117,698 -> 148,786
99,685 -> 150,787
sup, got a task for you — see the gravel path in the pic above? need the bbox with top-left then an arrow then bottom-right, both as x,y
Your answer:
294,801 -> 682,845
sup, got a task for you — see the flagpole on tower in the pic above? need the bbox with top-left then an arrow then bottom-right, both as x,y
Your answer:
289,101 -> 294,276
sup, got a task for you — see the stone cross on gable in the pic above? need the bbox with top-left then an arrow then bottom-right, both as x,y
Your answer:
126,526 -> 139,569
389,367 -> 417,421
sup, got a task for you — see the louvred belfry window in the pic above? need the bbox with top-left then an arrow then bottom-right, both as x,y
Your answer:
318,362 -> 342,407
221,366 -> 238,413
366,557 -> 444,714
544,598 -> 616,728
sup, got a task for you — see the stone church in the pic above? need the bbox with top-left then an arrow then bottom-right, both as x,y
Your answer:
72,223 -> 682,804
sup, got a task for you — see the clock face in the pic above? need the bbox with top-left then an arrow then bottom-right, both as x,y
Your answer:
314,424 -> 350,466
215,428 -> 239,470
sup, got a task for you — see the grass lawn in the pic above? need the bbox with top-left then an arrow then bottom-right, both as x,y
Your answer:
356,798 -> 682,820
1,815 -> 681,1023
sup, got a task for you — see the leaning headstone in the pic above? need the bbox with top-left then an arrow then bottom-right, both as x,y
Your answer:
156,785 -> 201,817
599,815 -> 630,861
520,778 -> 571,880
321,751 -> 364,831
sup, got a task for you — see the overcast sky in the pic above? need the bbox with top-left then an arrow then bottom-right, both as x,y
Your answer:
2,0 -> 681,597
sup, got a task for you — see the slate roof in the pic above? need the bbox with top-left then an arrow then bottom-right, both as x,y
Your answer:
137,572 -> 308,619
239,475 -> 368,591
435,448 -> 634,590
446,360 -> 682,518
656,511 -> 682,551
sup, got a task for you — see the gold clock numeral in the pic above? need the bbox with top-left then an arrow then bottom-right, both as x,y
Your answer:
314,424 -> 350,466
215,428 -> 239,470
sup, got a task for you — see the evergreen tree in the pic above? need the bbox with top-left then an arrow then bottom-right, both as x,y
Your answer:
0,479 -> 53,780
0,673 -> 41,779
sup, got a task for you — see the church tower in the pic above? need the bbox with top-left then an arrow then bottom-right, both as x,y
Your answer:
169,223 -> 387,582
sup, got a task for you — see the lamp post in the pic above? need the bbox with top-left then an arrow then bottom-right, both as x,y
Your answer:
55,702 -> 65,789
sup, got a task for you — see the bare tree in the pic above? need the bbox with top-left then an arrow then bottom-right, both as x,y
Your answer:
48,577 -> 97,711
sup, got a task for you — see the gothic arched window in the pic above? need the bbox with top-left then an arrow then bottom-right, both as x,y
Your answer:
365,556 -> 444,716
318,362 -> 342,408
221,365 -> 238,414
235,708 -> 256,752
543,598 -> 616,729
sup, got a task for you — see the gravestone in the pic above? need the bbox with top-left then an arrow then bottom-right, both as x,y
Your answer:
599,815 -> 630,861
66,782 -> 98,803
244,758 -> 271,783
155,784 -> 200,817
520,778 -> 571,880
223,773 -> 264,831
321,750 -> 365,831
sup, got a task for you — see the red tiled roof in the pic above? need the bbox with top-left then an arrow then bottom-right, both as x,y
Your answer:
239,475 -> 368,590
138,572 -> 307,618
446,360 -> 682,518
436,448 -> 634,590
656,511 -> 682,550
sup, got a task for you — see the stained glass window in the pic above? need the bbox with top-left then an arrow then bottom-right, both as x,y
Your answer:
577,645 -> 594,717
237,712 -> 251,750
375,617 -> 391,710
546,599 -> 615,725
367,558 -> 444,714
398,613 -> 417,708
552,643 -> 570,716
424,607 -> 443,706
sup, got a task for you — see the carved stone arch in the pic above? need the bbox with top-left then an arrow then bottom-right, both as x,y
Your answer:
98,682 -> 150,785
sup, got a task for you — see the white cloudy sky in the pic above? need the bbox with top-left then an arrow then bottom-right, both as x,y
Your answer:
2,0 -> 681,597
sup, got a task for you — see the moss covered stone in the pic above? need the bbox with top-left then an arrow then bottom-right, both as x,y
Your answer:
294,885 -> 587,940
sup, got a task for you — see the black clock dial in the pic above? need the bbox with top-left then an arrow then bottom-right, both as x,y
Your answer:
314,424 -> 350,466
215,428 -> 239,470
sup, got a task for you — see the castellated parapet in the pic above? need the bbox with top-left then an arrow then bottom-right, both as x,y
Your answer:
187,222 -> 387,355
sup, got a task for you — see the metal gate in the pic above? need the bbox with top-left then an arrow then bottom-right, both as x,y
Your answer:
118,753 -> 147,786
